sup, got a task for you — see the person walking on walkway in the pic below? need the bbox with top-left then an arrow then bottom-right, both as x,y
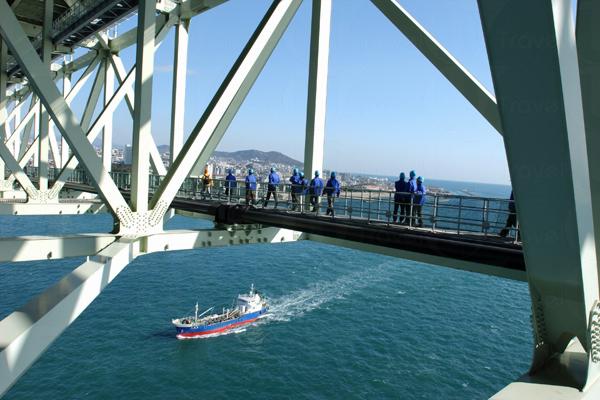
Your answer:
500,191 -> 517,238
264,167 -> 280,208
324,171 -> 341,217
309,171 -> 324,213
393,172 -> 411,224
412,176 -> 426,227
289,168 -> 301,211
201,166 -> 213,199
245,168 -> 257,206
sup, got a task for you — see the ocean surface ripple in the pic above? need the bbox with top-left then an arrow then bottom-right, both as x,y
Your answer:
0,182 -> 532,399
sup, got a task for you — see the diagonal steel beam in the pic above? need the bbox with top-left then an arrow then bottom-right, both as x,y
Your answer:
0,0 -> 129,215
0,238 -> 137,397
150,0 -> 303,211
80,61 -> 105,133
52,65 -> 137,192
371,0 -> 503,134
6,56 -> 102,188
110,54 -> 167,177
0,140 -> 38,198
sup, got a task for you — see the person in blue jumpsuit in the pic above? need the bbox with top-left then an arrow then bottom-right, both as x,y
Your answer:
245,168 -> 257,206
225,169 -> 237,198
407,170 -> 417,225
393,172 -> 411,224
299,172 -> 309,212
412,176 -> 426,227
309,171 -> 324,213
289,168 -> 301,211
324,171 -> 341,217
264,167 -> 280,208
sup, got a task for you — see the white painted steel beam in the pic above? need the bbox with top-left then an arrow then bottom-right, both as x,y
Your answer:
80,61 -> 105,133
102,57 -> 114,171
371,0 -> 503,134
170,19 -> 190,165
479,0 -> 600,390
0,141 -> 38,198
141,227 -> 302,253
304,0 -> 331,177
130,0 -> 157,213
61,72 -> 71,168
150,0 -> 303,212
11,57 -> 100,175
51,65 -> 137,192
0,39 -> 7,186
0,200 -> 105,216
0,233 -> 116,262
576,0 -> 600,281
37,0 -> 53,191
0,239 -> 139,397
0,0 -> 130,216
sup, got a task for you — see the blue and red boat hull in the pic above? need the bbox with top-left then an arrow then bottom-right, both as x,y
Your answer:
176,307 -> 268,339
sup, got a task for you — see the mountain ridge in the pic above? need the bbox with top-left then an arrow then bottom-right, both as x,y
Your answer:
212,149 -> 303,166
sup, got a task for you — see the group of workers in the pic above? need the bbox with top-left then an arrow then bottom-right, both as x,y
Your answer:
198,167 -> 519,236
220,167 -> 341,215
393,170 -> 427,227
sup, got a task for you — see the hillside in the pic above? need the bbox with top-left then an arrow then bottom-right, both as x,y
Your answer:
212,149 -> 302,166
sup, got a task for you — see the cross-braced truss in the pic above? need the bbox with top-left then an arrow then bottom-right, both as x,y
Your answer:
1,0 -> 600,398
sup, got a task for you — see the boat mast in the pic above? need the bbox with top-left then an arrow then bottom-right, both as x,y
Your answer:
195,302 -> 199,322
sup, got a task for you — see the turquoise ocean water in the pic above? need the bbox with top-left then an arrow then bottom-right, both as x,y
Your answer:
0,181 -> 532,399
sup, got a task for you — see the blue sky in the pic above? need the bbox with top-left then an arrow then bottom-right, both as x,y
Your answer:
82,0 -> 511,184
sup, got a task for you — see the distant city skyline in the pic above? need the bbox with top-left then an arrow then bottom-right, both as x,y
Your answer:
72,1 -> 510,185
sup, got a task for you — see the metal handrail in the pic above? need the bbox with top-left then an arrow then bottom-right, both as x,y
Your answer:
18,168 -> 521,242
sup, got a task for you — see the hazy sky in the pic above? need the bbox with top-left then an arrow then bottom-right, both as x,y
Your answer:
75,0 -> 511,184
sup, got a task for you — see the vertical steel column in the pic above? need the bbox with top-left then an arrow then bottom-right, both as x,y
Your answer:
18,95 -> 36,160
61,71 -> 71,169
0,40 -> 7,185
130,0 -> 156,213
576,0 -> 600,280
38,0 -> 53,191
11,98 -> 20,161
479,0 -> 600,389
303,0 -> 331,177
102,56 -> 114,171
169,18 -> 189,165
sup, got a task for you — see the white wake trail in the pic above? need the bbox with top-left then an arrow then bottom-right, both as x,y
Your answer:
265,261 -> 396,322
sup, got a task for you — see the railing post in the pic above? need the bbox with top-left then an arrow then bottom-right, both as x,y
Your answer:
367,190 -> 372,223
482,198 -> 489,236
387,191 -> 392,226
359,191 -> 364,219
432,194 -> 438,232
457,197 -> 463,235
376,190 -> 381,223
348,189 -> 352,220
409,195 -> 413,228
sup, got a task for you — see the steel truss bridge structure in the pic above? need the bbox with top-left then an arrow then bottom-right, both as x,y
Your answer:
0,0 -> 599,398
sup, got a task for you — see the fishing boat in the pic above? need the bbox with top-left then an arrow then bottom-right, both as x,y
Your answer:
172,284 -> 268,339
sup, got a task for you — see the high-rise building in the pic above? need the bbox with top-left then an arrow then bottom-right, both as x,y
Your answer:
124,144 -> 133,165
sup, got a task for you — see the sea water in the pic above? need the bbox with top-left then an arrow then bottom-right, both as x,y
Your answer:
0,181 -> 531,399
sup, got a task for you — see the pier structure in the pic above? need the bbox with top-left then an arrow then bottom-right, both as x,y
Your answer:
1,0 -> 600,398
